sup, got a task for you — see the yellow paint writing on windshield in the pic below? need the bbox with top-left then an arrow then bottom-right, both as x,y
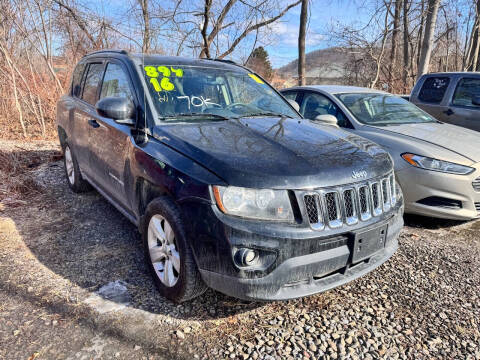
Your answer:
144,66 -> 159,78
150,78 -> 161,92
161,77 -> 174,91
157,66 -> 171,77
171,67 -> 183,77
248,73 -> 264,84
144,66 -> 184,91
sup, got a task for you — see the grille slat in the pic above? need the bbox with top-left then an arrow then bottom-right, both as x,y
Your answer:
390,174 -> 396,205
344,190 -> 355,218
473,177 -> 480,192
304,195 -> 319,224
325,192 -> 339,222
302,174 -> 395,229
475,202 -> 480,214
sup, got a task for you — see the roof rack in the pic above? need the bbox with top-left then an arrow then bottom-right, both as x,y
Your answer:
84,49 -> 129,57
211,58 -> 254,73
212,58 -> 238,65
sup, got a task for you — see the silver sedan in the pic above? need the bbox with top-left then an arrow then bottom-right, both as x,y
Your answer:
281,85 -> 480,220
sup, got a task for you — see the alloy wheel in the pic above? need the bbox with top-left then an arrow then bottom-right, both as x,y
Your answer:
64,146 -> 75,185
147,215 -> 180,287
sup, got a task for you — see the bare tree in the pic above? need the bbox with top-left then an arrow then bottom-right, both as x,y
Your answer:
138,0 -> 151,53
193,0 -> 301,59
298,0 -> 308,85
465,0 -> 480,71
402,0 -> 411,91
417,0 -> 441,78
388,0 -> 403,86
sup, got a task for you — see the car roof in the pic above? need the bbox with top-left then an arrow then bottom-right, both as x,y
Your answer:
82,49 -> 248,72
423,71 -> 480,76
283,85 -> 388,95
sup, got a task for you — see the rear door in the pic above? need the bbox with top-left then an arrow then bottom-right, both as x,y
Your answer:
88,60 -> 137,209
74,61 -> 106,177
412,75 -> 452,121
448,77 -> 480,132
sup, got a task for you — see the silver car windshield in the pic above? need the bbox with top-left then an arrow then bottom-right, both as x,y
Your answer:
336,93 -> 437,126
142,65 -> 298,122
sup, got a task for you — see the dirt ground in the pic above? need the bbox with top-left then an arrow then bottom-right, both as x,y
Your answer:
0,140 -> 479,360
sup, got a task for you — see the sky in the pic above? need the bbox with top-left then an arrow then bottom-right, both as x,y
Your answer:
265,0 -> 365,68
76,0 -> 368,69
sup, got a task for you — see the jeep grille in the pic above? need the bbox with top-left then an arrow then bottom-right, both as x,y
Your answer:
302,173 -> 396,230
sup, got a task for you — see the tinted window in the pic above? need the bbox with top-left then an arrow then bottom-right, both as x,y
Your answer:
282,91 -> 298,101
452,78 -> 480,107
100,63 -> 133,101
81,63 -> 104,105
418,76 -> 450,104
71,62 -> 86,97
300,92 -> 349,127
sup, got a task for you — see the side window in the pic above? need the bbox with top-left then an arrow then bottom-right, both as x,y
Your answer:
282,91 -> 298,101
100,63 -> 134,102
81,63 -> 105,106
418,76 -> 450,104
71,62 -> 86,97
300,92 -> 350,128
452,78 -> 480,107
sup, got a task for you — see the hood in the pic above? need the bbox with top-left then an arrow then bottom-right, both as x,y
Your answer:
152,117 -> 392,189
366,122 -> 480,163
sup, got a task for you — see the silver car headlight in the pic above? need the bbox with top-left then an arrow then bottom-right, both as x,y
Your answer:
212,186 -> 294,221
401,153 -> 474,175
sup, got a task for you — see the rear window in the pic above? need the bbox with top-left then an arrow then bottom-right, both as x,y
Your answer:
452,78 -> 480,107
418,76 -> 450,104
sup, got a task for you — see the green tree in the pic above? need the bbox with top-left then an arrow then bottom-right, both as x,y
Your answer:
246,46 -> 273,80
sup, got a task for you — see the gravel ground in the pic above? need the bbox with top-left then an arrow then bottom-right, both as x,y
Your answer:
0,140 -> 479,359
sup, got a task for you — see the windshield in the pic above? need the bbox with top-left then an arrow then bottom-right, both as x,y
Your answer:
142,64 -> 298,121
336,93 -> 437,126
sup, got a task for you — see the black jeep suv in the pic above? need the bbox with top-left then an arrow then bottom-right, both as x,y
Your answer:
56,50 -> 404,302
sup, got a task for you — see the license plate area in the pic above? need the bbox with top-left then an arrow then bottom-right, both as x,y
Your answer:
352,224 -> 388,263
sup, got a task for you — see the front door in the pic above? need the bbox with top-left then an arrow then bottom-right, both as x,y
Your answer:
448,77 -> 480,132
88,61 -> 137,209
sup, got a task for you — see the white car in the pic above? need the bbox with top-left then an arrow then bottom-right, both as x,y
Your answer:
281,85 -> 480,220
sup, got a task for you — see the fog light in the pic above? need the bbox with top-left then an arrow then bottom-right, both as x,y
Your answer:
235,248 -> 258,266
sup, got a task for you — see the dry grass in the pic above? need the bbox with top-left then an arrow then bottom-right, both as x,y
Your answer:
0,141 -> 61,205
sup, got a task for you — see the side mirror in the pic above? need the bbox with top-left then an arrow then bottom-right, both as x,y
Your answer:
314,114 -> 339,127
287,99 -> 300,112
96,97 -> 136,125
472,95 -> 480,106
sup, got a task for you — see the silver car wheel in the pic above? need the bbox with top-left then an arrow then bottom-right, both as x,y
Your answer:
147,214 -> 180,287
64,146 -> 75,185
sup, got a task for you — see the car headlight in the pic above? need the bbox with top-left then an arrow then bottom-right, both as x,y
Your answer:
212,186 -> 294,221
401,153 -> 474,175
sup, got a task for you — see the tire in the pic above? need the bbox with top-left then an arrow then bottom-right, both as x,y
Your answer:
142,196 -> 207,303
62,141 -> 91,193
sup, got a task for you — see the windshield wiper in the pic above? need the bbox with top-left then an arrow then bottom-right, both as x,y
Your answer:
159,113 -> 230,121
243,112 -> 294,119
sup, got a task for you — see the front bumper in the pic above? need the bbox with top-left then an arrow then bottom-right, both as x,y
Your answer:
191,202 -> 403,301
396,163 -> 480,220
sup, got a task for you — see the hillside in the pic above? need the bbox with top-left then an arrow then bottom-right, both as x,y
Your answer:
275,47 -> 350,87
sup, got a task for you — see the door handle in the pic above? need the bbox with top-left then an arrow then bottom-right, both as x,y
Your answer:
443,108 -> 454,116
88,119 -> 100,128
